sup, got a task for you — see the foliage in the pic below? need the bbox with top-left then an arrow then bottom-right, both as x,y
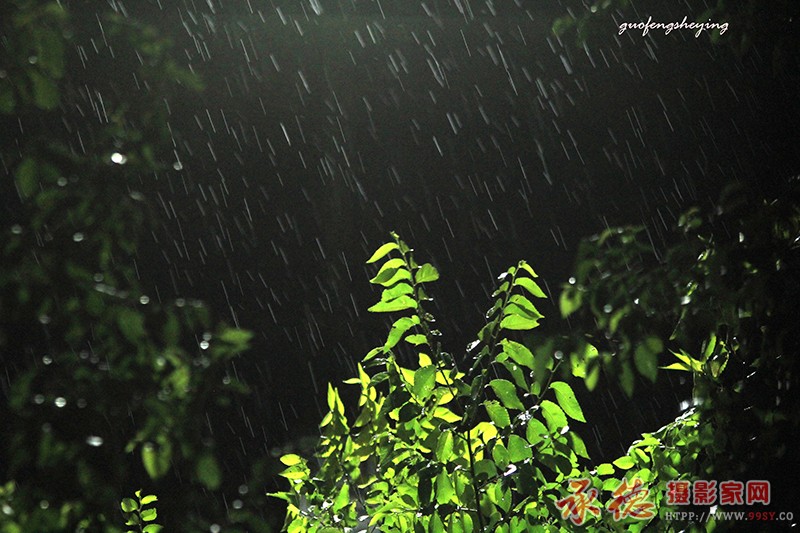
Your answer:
1,1 -> 266,531
275,180 -> 799,531
557,180 -> 800,523
273,233 -> 657,531
121,491 -> 162,533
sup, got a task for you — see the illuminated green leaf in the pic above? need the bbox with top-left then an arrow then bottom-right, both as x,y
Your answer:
413,365 -> 436,400
513,276 -> 546,298
384,316 -> 418,349
415,263 -> 439,283
499,314 -> 539,331
507,435 -> 531,462
613,456 -> 635,470
366,242 -> 399,263
484,400 -> 511,428
550,381 -> 585,422
140,494 -> 158,505
489,379 -> 525,410
596,463 -> 615,476
121,498 -> 138,513
540,400 -> 567,432
405,334 -> 428,346
368,295 -> 417,313
280,454 -> 303,466
435,470 -> 455,504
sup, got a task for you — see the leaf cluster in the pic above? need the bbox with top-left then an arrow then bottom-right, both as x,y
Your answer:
272,234 -> 618,531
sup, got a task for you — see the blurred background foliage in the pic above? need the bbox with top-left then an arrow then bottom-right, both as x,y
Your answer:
1,1 -> 277,531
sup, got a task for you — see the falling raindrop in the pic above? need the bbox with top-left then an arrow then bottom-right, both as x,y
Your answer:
42,355 -> 52,365
33,394 -> 45,405
72,232 -> 84,242
54,397 -> 67,408
110,152 -> 127,164
139,295 -> 150,305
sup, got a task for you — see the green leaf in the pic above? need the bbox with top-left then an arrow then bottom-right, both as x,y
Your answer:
28,69 -> 59,110
366,242 -> 399,263
15,157 -> 38,198
415,263 -> 440,283
506,295 -> 544,319
569,432 -> 590,459
613,456 -> 635,470
333,483 -> 350,511
484,400 -> 511,428
585,364 -> 600,391
435,469 -> 455,505
501,340 -> 535,369
413,365 -> 436,400
596,463 -> 615,476
117,308 -> 146,344
370,257 -> 406,284
384,316 -> 418,349
507,435 -> 532,462
374,268 -> 412,287
381,282 -> 414,301
517,262 -> 538,278
196,453 -> 222,490
121,498 -> 138,513
526,417 -> 548,446
499,314 -> 539,331
619,363 -> 635,397
513,276 -> 546,298
139,494 -> 158,505
559,289 -> 583,318
0,81 -> 16,114
404,333 -> 428,346
280,454 -> 303,466
540,400 -> 568,432
489,379 -> 525,410
634,340 -> 659,383
367,295 -> 417,313
436,431 -> 454,461
36,27 -> 65,78
141,442 -> 171,480
140,508 -> 157,522
218,328 -> 253,347
550,381 -> 586,422
143,526 -> 164,533
430,512 -> 445,533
